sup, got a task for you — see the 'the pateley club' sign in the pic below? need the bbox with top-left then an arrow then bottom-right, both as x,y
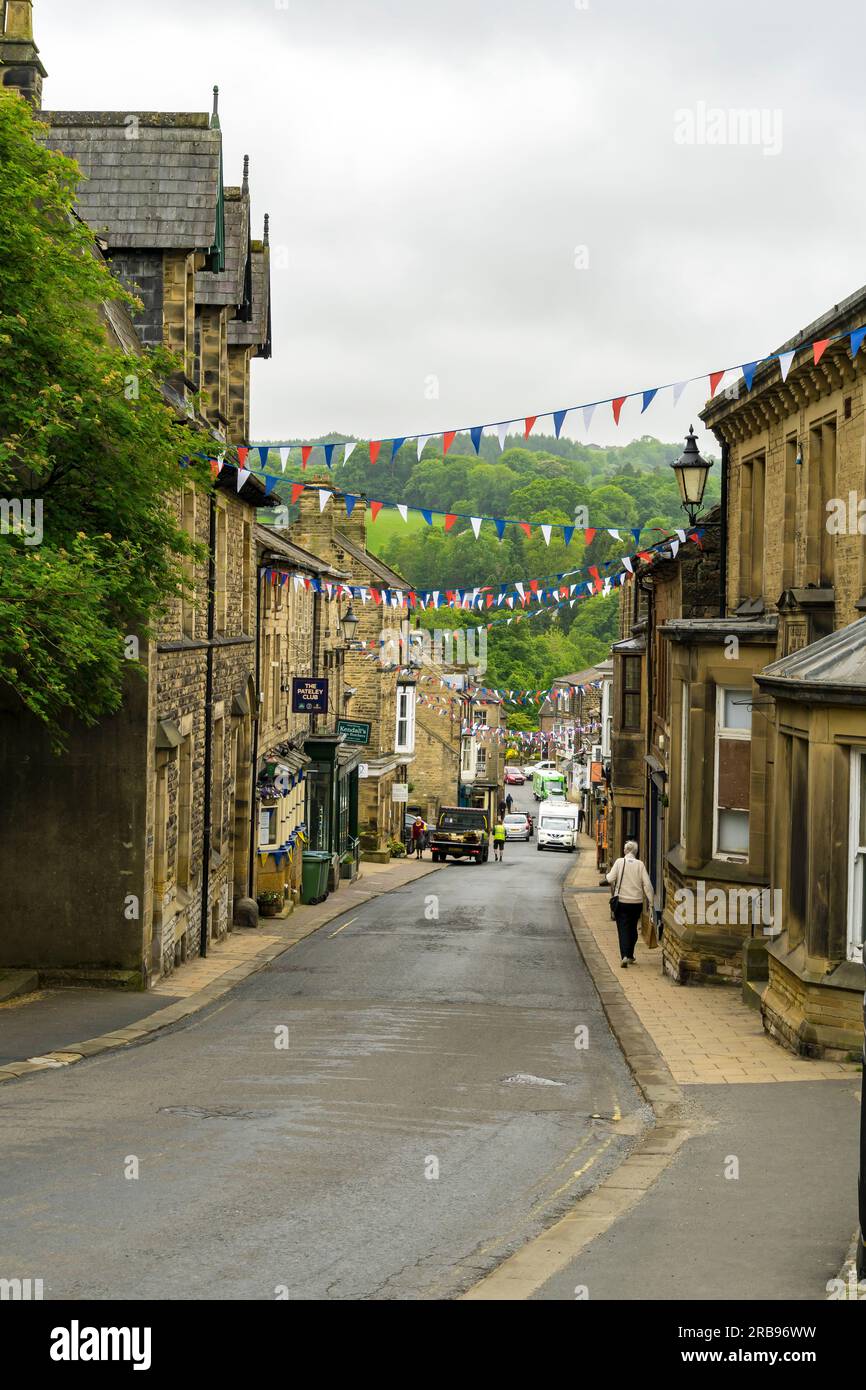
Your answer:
291,677 -> 329,714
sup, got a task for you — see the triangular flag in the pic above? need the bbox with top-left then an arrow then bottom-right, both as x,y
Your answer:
524,415 -> 537,439
540,524 -> 552,546
622,556 -> 633,574
444,513 -> 457,531
279,446 -> 290,471
237,447 -> 249,469
258,446 -> 270,468
443,430 -> 457,456
582,403 -> 596,432
709,370 -> 725,398
264,474 -> 279,496
369,441 -> 381,466
778,350 -> 796,382
209,458 -> 220,479
391,437 -> 405,461
851,328 -> 866,358
344,494 -> 357,517
612,396 -> 627,425
343,442 -> 357,465
396,504 -> 409,523
318,489 -> 332,513
417,435 -> 430,460
631,528 -> 641,545
236,468 -> 251,491
607,528 -> 621,540
370,500 -> 383,522
641,389 -> 657,414
519,522 -> 532,538
323,443 -> 335,469
672,380 -> 689,406
497,422 -> 509,451
813,339 -> 830,366
470,425 -> 484,454
420,509 -> 433,526
301,445 -> 313,469
470,517 -> 483,539
563,526 -> 575,546
291,483 -> 305,505
741,362 -> 758,391
553,409 -> 568,439
494,518 -> 507,541
584,528 -> 596,545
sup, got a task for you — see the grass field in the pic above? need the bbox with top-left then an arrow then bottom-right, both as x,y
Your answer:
365,506 -> 430,555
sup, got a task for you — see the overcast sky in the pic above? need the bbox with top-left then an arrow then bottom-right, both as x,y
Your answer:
36,0 -> 866,455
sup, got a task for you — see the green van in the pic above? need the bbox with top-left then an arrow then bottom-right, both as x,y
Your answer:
532,768 -> 567,801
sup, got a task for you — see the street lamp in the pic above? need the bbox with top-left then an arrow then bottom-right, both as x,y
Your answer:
670,425 -> 713,527
340,603 -> 360,647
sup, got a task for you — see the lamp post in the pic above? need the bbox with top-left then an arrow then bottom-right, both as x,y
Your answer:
340,603 -> 360,648
670,425 -> 714,528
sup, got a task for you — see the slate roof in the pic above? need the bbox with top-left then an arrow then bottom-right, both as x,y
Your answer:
197,186 -> 250,309
254,524 -> 346,579
228,239 -> 271,355
42,111 -> 222,252
756,616 -> 866,703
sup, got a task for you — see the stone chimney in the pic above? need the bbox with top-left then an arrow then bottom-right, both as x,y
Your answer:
1,1 -> 46,107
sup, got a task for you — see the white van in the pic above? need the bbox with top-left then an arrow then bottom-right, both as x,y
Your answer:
537,800 -> 580,852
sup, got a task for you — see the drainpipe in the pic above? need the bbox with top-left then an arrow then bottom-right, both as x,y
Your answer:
247,561 -> 266,897
310,585 -> 321,735
719,437 -> 729,618
199,493 -> 217,958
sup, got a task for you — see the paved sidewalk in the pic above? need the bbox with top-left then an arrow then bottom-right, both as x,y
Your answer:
566,840 -> 857,1085
0,855 -> 441,1083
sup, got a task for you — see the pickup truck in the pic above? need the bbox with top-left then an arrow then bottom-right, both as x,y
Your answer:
430,807 -> 491,864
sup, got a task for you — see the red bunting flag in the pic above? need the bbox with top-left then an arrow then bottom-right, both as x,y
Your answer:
370,587 -> 381,604
519,522 -> 532,537
444,513 -> 457,531
209,459 -> 220,479
584,528 -> 596,545
486,594 -> 493,608
237,447 -> 249,468
524,415 -> 537,439
301,445 -> 313,469
612,397 -> 627,425
291,483 -> 305,505
370,500 -> 383,522
709,370 -> 725,398
813,339 -> 830,365
589,566 -> 602,593
529,580 -> 539,593
443,430 -> 457,456
369,441 -> 381,466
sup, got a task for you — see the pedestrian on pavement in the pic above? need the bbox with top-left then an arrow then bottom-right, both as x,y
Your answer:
606,839 -> 653,968
411,816 -> 426,859
505,792 -> 513,814
498,798 -> 507,819
493,817 -> 507,861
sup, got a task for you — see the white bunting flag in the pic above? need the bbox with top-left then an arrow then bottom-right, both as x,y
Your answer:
672,380 -> 689,406
582,403 -> 597,432
622,556 -> 634,573
607,529 -> 621,540
417,435 -> 430,461
236,468 -> 251,491
343,442 -> 357,465
470,516 -> 483,539
397,504 -> 409,523
515,582 -> 525,600
279,447 -> 290,471
318,489 -> 332,512
497,422 -> 509,452
778,350 -> 796,382
541,524 -> 552,546
671,538 -> 680,557
675,529 -> 686,543
432,591 -> 440,607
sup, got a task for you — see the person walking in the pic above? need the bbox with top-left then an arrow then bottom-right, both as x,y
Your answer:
498,798 -> 507,819
493,817 -> 507,862
505,792 -> 513,815
411,816 -> 426,860
606,839 -> 653,968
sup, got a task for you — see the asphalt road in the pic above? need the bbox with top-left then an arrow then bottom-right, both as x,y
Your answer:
0,788 -> 648,1301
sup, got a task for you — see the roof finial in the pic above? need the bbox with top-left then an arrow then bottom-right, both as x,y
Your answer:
263,213 -> 270,246
211,85 -> 220,128
242,155 -> 250,195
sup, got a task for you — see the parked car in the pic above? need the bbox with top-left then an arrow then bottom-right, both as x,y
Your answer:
505,767 -> 525,786
525,759 -> 558,776
503,813 -> 530,841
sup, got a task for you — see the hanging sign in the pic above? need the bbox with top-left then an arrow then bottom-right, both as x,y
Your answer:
337,718 -> 372,746
392,783 -> 409,803
292,677 -> 329,714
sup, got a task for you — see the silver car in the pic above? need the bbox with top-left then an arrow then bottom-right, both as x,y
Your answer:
503,813 -> 531,841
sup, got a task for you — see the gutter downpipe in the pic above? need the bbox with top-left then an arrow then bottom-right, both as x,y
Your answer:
719,435 -> 729,618
199,493 -> 217,958
248,560 -> 266,897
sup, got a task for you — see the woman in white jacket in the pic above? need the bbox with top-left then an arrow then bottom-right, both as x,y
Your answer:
606,840 -> 654,968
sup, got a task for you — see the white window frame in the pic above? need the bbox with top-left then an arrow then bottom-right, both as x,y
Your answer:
396,683 -> 416,754
476,744 -> 487,774
712,686 -> 751,862
259,803 -> 279,849
847,749 -> 866,964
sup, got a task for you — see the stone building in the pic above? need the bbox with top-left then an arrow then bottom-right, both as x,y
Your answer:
289,490 -> 416,859
459,693 -> 506,819
252,525 -> 352,912
0,5 -> 275,984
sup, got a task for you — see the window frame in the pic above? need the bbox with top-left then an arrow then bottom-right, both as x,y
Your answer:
846,749 -> 866,964
712,686 -> 751,862
396,682 -> 416,754
621,655 -> 642,731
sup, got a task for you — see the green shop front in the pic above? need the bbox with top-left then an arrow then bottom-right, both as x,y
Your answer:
303,733 -> 362,891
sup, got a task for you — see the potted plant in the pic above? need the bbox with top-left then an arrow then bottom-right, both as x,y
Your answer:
257,890 -> 283,918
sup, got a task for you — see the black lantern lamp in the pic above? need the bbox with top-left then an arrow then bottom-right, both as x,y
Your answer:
671,425 -> 713,527
341,603 -> 360,646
